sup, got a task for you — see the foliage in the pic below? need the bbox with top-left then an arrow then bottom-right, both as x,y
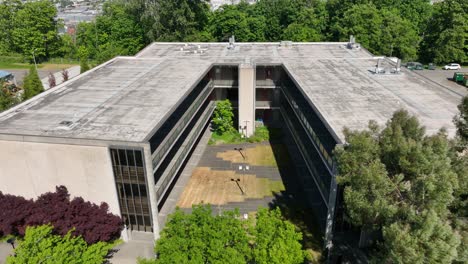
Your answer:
0,186 -> 123,244
22,66 -> 44,100
420,0 -> 468,64
0,191 -> 34,237
48,72 -> 56,88
380,211 -> 460,263
10,0 -> 61,61
335,3 -> 419,60
336,110 -> 461,261
211,4 -> 266,42
62,69 -> 69,82
0,80 -> 19,112
145,205 -> 306,264
253,207 -> 306,264
212,99 -> 235,134
454,96 -> 468,147
153,205 -> 251,264
6,225 -> 116,264
0,0 -> 458,64
80,57 -> 90,74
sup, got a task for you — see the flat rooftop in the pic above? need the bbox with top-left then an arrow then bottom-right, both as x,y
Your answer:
0,42 -> 462,143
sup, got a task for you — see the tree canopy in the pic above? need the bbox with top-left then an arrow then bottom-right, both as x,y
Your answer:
1,0 -> 464,64
141,205 -> 306,264
212,99 -> 235,134
6,225 -> 115,264
335,109 -> 464,262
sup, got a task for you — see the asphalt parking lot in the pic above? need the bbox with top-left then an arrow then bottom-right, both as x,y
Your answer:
413,68 -> 468,97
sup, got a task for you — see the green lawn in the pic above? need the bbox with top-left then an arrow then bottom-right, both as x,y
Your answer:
0,62 -> 80,70
0,61 -> 37,69
209,126 -> 282,145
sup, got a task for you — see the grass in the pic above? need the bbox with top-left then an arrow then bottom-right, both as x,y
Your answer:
0,61 -> 78,70
209,130 -> 244,145
209,125 -> 282,145
216,144 -> 290,168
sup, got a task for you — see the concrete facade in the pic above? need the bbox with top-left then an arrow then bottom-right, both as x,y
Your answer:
238,63 -> 256,137
0,140 -> 120,216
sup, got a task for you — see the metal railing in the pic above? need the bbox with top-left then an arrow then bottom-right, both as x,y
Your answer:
280,85 -> 336,172
155,101 -> 215,202
151,81 -> 213,172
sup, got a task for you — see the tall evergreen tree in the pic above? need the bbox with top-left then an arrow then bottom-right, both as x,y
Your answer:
22,66 -> 44,100
336,110 -> 461,261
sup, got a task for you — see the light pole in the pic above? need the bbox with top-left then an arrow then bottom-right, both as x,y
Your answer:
234,147 -> 245,160
238,164 -> 249,195
32,49 -> 38,71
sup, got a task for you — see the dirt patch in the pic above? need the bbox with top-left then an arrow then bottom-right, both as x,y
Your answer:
216,145 -> 289,167
177,167 -> 284,208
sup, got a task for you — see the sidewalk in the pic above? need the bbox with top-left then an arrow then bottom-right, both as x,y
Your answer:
0,243 -> 13,264
41,65 -> 81,90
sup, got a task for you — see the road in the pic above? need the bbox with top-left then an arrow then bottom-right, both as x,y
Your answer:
0,65 -> 80,87
413,68 -> 468,97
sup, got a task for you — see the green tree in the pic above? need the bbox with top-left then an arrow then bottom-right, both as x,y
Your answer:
0,0 -> 23,54
22,66 -> 44,100
80,57 -> 90,74
454,96 -> 468,146
451,96 -> 468,264
11,0 -> 60,61
335,127 -> 400,227
147,0 -> 211,41
75,1 -> 146,62
380,211 -> 460,264
212,99 -> 235,134
153,205 -> 250,264
420,0 -> 468,64
253,207 -> 306,264
336,110 -> 461,261
336,4 -> 419,60
6,225 -> 115,264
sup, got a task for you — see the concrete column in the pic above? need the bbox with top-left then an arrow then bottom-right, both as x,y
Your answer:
238,63 -> 255,137
143,145 -> 161,240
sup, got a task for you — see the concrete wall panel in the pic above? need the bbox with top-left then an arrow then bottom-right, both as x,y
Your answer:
0,140 -> 120,216
238,64 -> 255,137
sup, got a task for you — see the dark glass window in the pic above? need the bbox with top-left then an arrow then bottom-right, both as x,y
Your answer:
110,147 -> 152,232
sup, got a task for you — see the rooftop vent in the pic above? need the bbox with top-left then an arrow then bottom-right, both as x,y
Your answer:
391,59 -> 401,74
347,35 -> 360,49
280,41 -> 293,47
57,120 -> 74,130
374,58 -> 385,74
228,35 -> 235,49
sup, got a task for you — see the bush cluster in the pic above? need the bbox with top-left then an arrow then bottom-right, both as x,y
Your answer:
0,186 -> 123,244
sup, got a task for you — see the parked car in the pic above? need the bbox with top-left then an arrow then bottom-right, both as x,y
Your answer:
443,63 -> 461,70
428,63 -> 436,70
406,62 -> 424,70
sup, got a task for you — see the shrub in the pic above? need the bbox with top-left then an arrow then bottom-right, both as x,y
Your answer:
212,99 -> 235,134
22,66 -> 44,100
48,72 -> 56,88
0,186 -> 123,243
0,192 -> 34,237
6,225 -> 116,264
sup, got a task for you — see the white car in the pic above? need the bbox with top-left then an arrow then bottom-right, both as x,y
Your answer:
443,63 -> 461,70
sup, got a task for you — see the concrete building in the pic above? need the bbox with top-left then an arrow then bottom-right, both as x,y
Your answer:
0,42 -> 462,245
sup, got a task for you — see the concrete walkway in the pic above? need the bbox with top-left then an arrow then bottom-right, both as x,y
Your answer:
158,126 -> 213,227
0,243 -> 13,264
110,232 -> 154,264
41,65 -> 80,90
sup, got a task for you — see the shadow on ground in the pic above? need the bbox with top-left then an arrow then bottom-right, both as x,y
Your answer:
266,124 -> 325,262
